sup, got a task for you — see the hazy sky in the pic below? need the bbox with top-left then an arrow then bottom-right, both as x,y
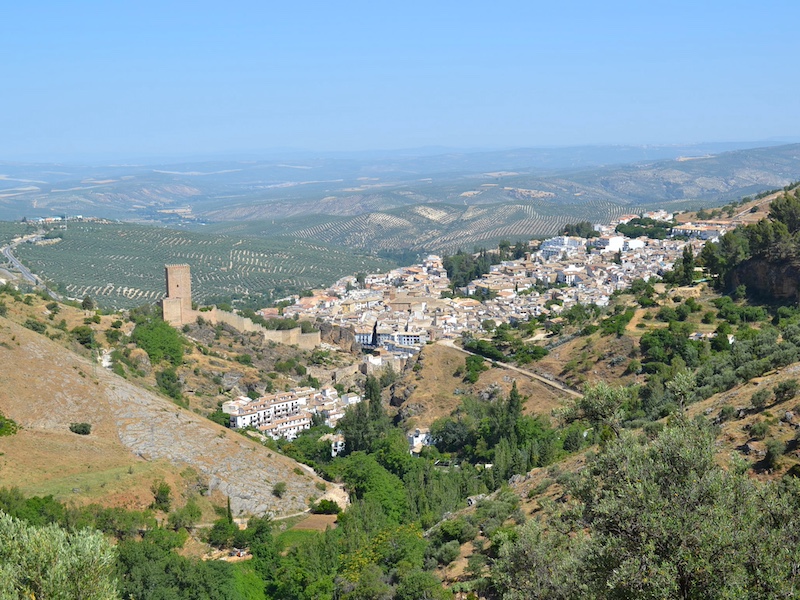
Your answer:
2,1 -> 799,160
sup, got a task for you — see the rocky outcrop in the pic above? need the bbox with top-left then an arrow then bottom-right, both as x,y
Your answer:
390,382 -> 416,408
317,321 -> 361,354
731,258 -> 800,303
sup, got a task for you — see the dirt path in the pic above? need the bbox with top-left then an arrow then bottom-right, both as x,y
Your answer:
437,339 -> 582,398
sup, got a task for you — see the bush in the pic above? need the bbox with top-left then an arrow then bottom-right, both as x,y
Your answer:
71,325 -> 94,348
168,499 -> 201,531
718,405 -> 737,422
0,411 -> 19,436
310,499 -> 341,514
774,379 -> 799,403
207,517 -> 238,548
235,353 -> 252,365
150,481 -> 172,512
437,517 -> 478,544
69,422 -> 92,435
433,540 -> 461,565
656,306 -> 678,322
624,359 -> 642,375
156,368 -> 182,401
24,319 -> 47,334
751,388 -> 772,410
132,318 -> 183,365
750,421 -> 769,440
765,439 -> 785,470
272,482 -> 287,498
562,427 -> 584,452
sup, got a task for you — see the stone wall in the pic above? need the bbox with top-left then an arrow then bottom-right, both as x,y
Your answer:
159,264 -> 320,349
193,307 -> 320,349
162,297 -> 184,327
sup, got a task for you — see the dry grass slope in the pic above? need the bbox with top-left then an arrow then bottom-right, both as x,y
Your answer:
0,317 -> 331,516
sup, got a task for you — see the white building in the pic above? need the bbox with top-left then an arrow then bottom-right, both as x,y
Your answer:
594,235 -> 624,253
225,392 -> 309,439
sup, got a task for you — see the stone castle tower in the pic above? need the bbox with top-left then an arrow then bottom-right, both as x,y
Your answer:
162,264 -> 192,326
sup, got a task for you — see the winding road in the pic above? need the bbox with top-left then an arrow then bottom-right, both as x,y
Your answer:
437,338 -> 583,398
2,239 -> 38,285
1,235 -> 62,299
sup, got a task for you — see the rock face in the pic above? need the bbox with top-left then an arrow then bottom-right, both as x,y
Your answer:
731,258 -> 800,303
129,348 -> 152,374
318,321 -> 361,353
0,319 -> 334,517
390,383 -> 416,408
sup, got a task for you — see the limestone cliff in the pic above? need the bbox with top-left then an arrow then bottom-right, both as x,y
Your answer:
730,258 -> 800,303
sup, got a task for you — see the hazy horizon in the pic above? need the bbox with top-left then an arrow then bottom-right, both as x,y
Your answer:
3,139 -> 800,167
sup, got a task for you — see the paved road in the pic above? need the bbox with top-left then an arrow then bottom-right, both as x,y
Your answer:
437,338 -> 583,398
2,242 -> 38,284
1,236 -> 62,300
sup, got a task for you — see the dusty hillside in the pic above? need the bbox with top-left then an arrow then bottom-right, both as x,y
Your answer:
391,342 -> 568,428
0,317 -> 334,516
685,365 -> 800,475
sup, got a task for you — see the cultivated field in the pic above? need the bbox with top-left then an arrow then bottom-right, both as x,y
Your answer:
14,222 -> 393,308
209,198 -> 648,254
0,221 -> 31,246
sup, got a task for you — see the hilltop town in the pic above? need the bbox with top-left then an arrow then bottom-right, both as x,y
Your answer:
279,210 -> 723,356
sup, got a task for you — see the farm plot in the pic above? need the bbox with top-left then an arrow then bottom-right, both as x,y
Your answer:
199,197 -> 651,256
0,221 -> 32,246
14,223 -> 393,309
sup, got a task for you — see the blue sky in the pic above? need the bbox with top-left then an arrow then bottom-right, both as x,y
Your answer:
1,1 -> 799,160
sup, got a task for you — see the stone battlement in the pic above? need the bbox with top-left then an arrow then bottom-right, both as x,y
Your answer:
161,264 -> 320,350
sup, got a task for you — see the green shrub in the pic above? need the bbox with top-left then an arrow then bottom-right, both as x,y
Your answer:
70,325 -> 94,348
750,421 -> 769,440
718,405 -> 737,422
774,379 -> 799,403
132,318 -> 183,365
751,388 -> 772,410
150,481 -> 172,512
0,411 -> 19,436
434,540 -> 461,565
765,439 -> 785,470
168,499 -> 201,531
310,499 -> 341,514
156,368 -> 182,401
272,482 -> 287,498
69,422 -> 91,435
24,318 -> 46,334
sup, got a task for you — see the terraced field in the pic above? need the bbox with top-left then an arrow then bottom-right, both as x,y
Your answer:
0,221 -> 32,246
207,198 -> 648,254
14,223 -> 393,308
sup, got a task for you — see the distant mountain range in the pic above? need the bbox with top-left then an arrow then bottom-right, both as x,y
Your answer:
1,142 -> 799,253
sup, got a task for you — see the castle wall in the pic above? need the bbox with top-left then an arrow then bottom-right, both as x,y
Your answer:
161,264 -> 320,349
198,307 -> 320,349
162,297 -> 184,327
